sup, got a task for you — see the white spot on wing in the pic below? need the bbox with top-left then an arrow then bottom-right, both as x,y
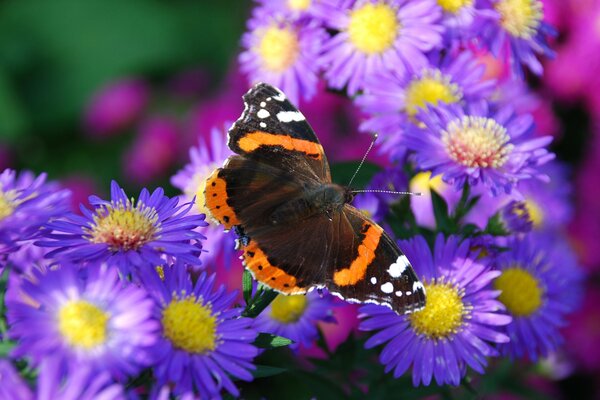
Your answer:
259,122 -> 266,128
260,101 -> 266,107
272,89 -> 286,101
370,277 -> 377,284
413,281 -> 425,293
381,282 -> 394,294
387,255 -> 410,278
276,111 -> 305,122
257,109 -> 270,119
395,291 -> 403,297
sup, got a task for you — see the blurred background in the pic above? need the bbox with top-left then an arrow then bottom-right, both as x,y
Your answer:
1,0 -> 599,398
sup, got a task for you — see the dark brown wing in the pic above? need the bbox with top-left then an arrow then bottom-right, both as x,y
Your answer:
326,205 -> 426,314
228,82 -> 331,182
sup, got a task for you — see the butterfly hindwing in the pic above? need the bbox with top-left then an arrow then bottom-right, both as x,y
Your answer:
228,83 -> 331,182
327,205 -> 426,314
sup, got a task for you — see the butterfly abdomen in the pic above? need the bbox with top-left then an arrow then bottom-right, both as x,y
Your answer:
269,184 -> 346,225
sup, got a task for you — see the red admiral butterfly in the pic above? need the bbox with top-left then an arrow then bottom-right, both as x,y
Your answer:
204,83 -> 425,315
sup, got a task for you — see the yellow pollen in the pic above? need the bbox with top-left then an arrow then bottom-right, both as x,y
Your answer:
438,0 -> 473,14
288,0 -> 311,11
0,190 -> 17,221
442,116 -> 514,169
494,267 -> 543,316
348,2 -> 399,54
258,25 -> 300,73
405,70 -> 461,117
410,171 -> 447,195
87,203 -> 159,251
58,300 -> 109,349
495,0 -> 543,39
270,294 -> 308,323
156,266 -> 165,280
162,295 -> 217,354
524,199 -> 543,227
409,281 -> 466,340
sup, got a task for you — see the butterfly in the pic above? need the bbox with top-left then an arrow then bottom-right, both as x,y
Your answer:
204,82 -> 425,315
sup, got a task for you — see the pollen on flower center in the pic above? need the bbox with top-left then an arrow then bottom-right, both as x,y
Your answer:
288,0 -> 311,11
524,199 -> 543,227
258,25 -> 300,73
442,116 -> 514,168
87,202 -> 159,251
0,190 -> 17,221
409,281 -> 467,339
438,0 -> 473,14
494,267 -> 543,316
270,294 -> 308,323
58,300 -> 109,349
162,295 -> 217,354
495,0 -> 543,39
405,70 -> 461,117
348,2 -> 399,54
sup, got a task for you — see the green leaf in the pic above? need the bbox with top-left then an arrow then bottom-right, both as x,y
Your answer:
242,269 -> 253,305
252,365 -> 287,379
430,189 -> 456,234
0,340 -> 15,358
242,288 -> 278,318
253,333 -> 293,349
484,213 -> 509,236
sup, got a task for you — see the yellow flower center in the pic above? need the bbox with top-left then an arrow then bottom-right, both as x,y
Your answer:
409,171 -> 447,195
162,295 -> 217,354
87,203 -> 159,251
494,267 -> 543,316
405,70 -> 462,117
270,294 -> 308,323
58,300 -> 109,349
438,0 -> 473,14
0,190 -> 17,221
409,281 -> 467,340
288,0 -> 311,11
524,199 -> 543,227
258,25 -> 300,73
495,0 -> 543,39
348,2 -> 399,54
442,116 -> 514,169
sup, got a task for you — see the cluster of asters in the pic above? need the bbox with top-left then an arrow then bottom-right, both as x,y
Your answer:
235,0 -> 584,388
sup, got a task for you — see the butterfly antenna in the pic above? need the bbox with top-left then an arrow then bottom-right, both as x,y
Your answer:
351,189 -> 422,196
348,133 -> 378,188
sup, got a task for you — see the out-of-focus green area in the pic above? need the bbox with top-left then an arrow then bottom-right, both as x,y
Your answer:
0,0 -> 248,184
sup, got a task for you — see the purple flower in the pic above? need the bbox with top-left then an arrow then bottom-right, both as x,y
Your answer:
171,125 -> 237,270
39,181 -> 206,275
404,103 -> 554,196
84,78 -> 149,136
141,267 -> 258,398
356,50 -> 494,158
500,200 -> 533,233
479,0 -> 555,76
359,235 -> 511,386
0,170 -> 70,258
316,0 -> 444,95
493,233 -> 583,360
254,0 -> 322,20
253,290 -> 336,349
438,0 -> 496,45
6,264 -> 158,380
239,8 -> 328,103
0,359 -> 125,400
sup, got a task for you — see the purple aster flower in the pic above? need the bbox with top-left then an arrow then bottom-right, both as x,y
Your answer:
316,0 -> 444,95
39,181 -> 206,275
0,359 -> 125,400
479,0 -> 555,76
0,169 -> 70,248
499,200 -> 533,233
141,267 -> 258,398
253,290 -> 336,349
254,0 -> 323,20
493,233 -> 583,360
404,102 -> 555,196
6,264 -> 158,380
356,50 -> 494,158
437,0 -> 496,45
171,125 -> 237,270
359,234 -> 511,386
239,8 -> 328,104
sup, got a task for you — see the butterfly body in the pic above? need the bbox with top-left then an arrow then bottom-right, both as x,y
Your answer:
204,83 -> 425,314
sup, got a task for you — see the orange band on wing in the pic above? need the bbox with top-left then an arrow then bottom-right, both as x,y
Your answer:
243,240 -> 305,294
333,222 -> 383,286
204,169 -> 240,229
238,131 -> 323,159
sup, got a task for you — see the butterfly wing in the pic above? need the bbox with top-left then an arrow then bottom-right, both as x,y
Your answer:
326,205 -> 426,314
228,82 -> 331,182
